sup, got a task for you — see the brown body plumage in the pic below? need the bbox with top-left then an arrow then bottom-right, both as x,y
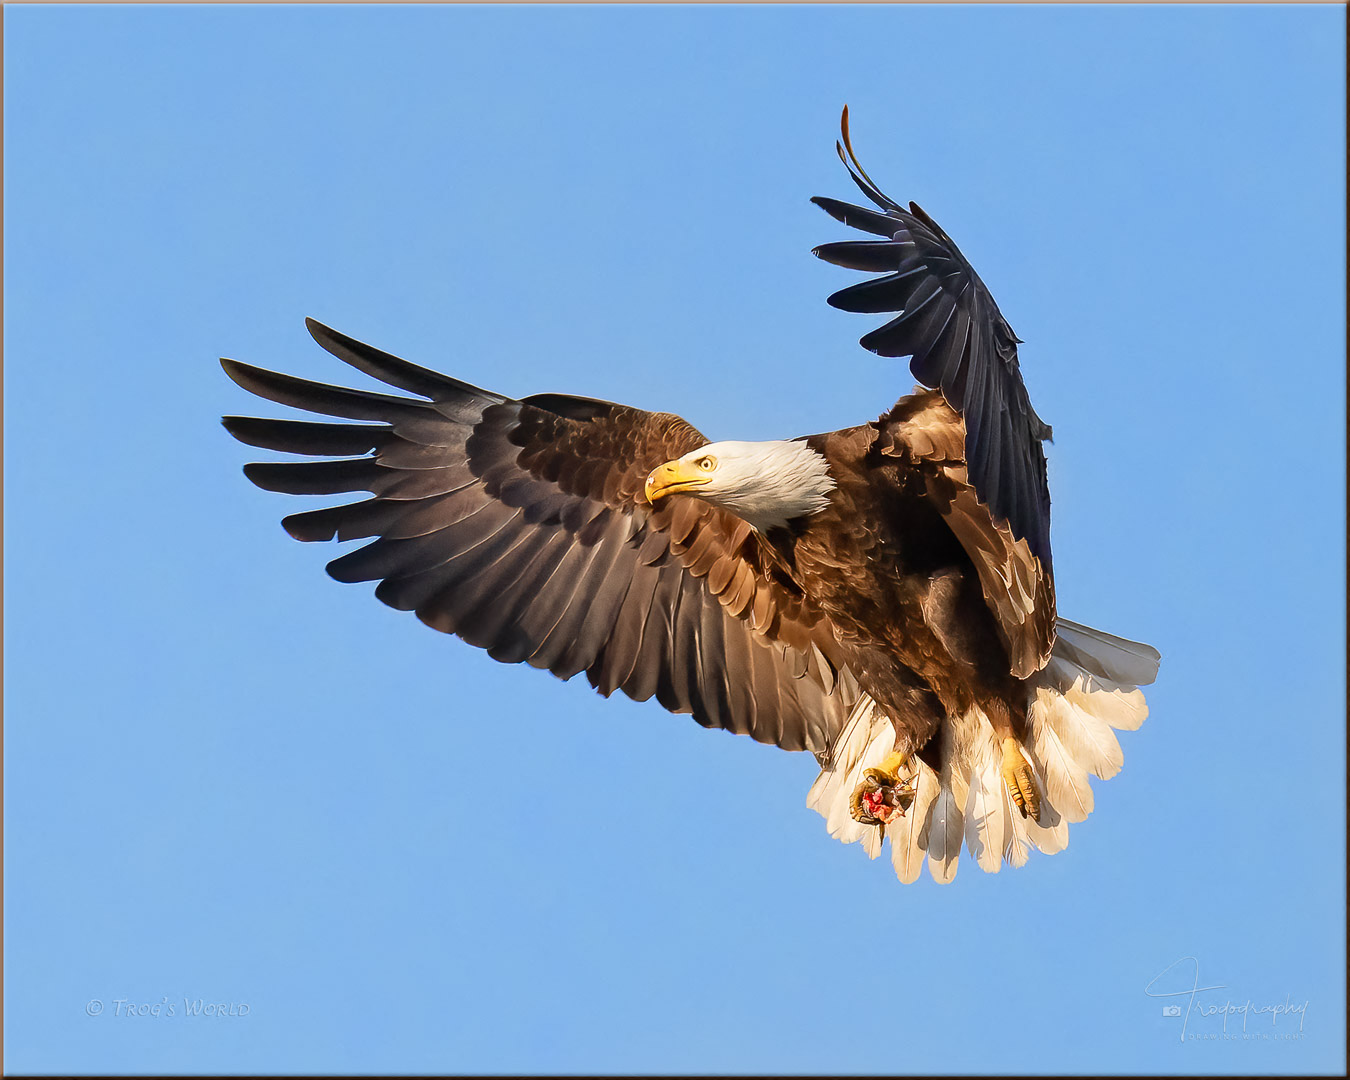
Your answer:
791,390 -> 1052,766
222,110 -> 1158,883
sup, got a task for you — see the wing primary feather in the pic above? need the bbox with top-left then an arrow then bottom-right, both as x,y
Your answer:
305,318 -> 504,403
812,110 -> 1056,568
222,416 -> 393,456
221,359 -> 432,423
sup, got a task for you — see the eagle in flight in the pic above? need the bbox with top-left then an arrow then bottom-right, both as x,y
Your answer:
223,108 -> 1159,883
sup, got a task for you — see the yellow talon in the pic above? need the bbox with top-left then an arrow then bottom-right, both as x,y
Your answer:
876,750 -> 908,777
849,751 -> 916,826
1001,737 -> 1041,823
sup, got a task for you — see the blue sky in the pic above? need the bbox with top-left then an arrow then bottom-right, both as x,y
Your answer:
4,4 -> 1344,1075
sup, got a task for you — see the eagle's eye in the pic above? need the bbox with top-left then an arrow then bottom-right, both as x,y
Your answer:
697,456 -> 716,471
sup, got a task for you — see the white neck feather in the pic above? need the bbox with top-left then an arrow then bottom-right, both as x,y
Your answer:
682,439 -> 836,532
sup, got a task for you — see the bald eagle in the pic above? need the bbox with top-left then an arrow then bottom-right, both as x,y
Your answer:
222,108 -> 1159,884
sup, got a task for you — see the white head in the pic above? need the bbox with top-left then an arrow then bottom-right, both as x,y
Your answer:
643,439 -> 836,532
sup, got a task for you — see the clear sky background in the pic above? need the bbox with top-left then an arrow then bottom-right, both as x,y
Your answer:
4,4 -> 1344,1075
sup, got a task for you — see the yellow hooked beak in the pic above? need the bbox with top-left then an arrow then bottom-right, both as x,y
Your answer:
644,458 -> 712,504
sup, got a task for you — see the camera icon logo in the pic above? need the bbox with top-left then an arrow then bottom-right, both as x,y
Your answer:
1162,1005 -> 1182,1017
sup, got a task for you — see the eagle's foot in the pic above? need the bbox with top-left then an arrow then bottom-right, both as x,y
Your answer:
849,751 -> 915,826
1001,736 -> 1041,822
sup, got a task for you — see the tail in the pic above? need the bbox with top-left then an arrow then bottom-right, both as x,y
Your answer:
807,618 -> 1160,883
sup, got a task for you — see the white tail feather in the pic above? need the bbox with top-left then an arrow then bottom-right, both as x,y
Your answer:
963,728 -> 1006,873
807,695 -> 882,847
1040,667 -> 1125,780
1065,676 -> 1148,732
927,751 -> 968,883
1002,779 -> 1033,868
1029,699 -> 1095,823
806,693 -> 892,857
890,761 -> 938,884
926,786 -> 963,883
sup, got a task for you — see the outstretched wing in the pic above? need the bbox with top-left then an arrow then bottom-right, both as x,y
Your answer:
812,106 -> 1054,570
222,320 -> 860,753
877,390 -> 1055,678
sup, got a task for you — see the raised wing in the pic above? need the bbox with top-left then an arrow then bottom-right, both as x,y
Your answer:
222,320 -> 860,753
812,106 -> 1054,570
877,390 -> 1055,678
